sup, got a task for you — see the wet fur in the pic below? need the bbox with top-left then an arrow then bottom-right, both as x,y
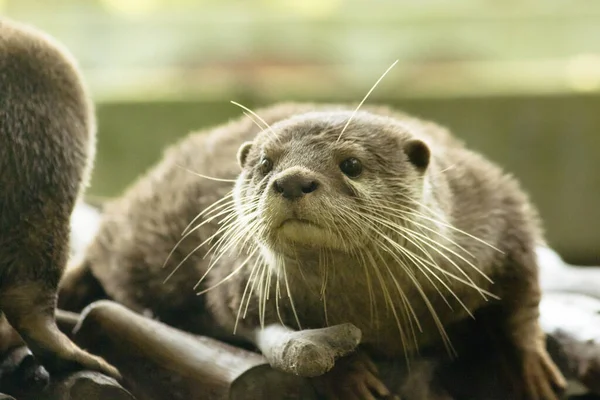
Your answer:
0,18 -> 117,378
59,102 -> 564,398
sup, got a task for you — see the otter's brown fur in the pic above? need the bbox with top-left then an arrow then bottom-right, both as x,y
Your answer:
0,18 -> 118,378
60,102 -> 565,399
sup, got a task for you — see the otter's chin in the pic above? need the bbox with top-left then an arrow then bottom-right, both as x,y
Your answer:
278,219 -> 326,243
264,219 -> 340,250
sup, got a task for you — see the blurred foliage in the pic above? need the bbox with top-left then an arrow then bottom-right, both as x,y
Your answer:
3,0 -> 600,101
2,1 -> 599,263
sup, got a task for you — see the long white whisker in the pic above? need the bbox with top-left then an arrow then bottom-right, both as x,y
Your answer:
176,164 -> 241,183
336,59 -> 399,142
361,208 -> 493,300
234,254 -> 263,334
282,257 -> 302,330
180,192 -> 234,237
230,101 -> 281,143
196,248 -> 258,295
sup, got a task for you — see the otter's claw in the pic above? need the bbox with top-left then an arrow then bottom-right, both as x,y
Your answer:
15,314 -> 120,380
520,346 -> 567,400
314,351 -> 399,400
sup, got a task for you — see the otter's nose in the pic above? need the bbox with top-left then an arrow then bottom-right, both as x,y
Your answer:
273,172 -> 319,200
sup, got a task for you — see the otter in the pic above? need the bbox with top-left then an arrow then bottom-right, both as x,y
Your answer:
0,18 -> 118,379
59,102 -> 566,399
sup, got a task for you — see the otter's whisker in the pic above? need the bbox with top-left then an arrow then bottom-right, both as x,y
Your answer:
404,207 -> 503,258
368,218 -> 456,312
373,240 -> 457,358
242,111 -> 270,137
260,254 -> 275,328
361,201 -> 495,287
281,255 -> 302,330
371,219 -> 479,319
367,209 -> 493,301
438,164 -> 456,174
230,101 -> 281,144
234,254 -> 263,334
363,247 -> 414,367
243,255 -> 265,319
169,208 -> 259,285
336,59 -> 399,142
334,204 -> 378,326
356,218 -> 424,333
363,198 -> 478,260
163,210 -> 252,285
345,201 -> 425,358
195,221 -> 261,291
318,248 -> 327,297
256,257 -> 269,329
163,195 -> 255,276
394,220 -> 493,295
371,244 -> 422,359
203,204 -> 261,258
180,192 -> 234,237
380,194 -> 503,254
204,215 -> 261,273
359,206 -> 492,295
163,196 -> 235,271
176,164 -> 242,183
196,248 -> 258,295
339,200 -> 457,357
274,263 -> 288,328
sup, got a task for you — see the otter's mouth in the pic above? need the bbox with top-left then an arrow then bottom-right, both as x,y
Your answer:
275,217 -> 327,245
278,218 -> 320,229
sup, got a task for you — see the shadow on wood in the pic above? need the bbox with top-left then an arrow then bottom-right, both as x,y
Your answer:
44,371 -> 135,400
67,300 -> 315,400
53,297 -> 600,400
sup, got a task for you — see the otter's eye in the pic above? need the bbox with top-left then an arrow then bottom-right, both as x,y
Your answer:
260,157 -> 273,174
339,157 -> 362,178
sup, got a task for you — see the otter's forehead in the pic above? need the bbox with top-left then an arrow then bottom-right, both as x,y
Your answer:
258,110 -> 409,150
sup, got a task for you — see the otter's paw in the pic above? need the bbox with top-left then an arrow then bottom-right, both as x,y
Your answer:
314,351 -> 399,400
34,340 -> 121,381
520,346 -> 567,400
20,321 -> 120,380
271,323 -> 362,377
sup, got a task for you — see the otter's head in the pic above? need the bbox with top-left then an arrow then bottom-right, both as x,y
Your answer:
233,110 -> 431,258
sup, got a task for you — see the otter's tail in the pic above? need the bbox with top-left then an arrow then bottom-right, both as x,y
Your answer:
58,259 -> 109,313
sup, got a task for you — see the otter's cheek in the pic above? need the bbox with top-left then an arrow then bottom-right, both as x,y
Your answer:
260,192 -> 290,223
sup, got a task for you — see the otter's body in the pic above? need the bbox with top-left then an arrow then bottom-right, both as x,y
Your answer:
0,18 -> 117,378
61,102 -> 564,399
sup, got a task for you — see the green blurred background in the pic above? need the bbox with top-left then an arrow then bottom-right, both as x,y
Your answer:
3,0 -> 599,264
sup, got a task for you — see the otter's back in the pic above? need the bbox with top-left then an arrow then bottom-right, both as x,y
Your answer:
0,19 -> 94,223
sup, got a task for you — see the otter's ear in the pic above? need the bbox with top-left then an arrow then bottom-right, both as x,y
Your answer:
404,139 -> 430,171
237,141 -> 253,168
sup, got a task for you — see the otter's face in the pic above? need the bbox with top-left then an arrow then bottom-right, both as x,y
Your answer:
233,110 -> 430,256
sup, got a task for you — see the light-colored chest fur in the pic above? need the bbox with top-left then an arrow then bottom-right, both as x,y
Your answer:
268,248 -> 494,357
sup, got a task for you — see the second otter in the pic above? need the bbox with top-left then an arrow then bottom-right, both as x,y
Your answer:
60,103 -> 566,399
0,18 -> 118,380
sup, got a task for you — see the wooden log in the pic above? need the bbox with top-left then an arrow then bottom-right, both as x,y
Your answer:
57,229 -> 600,400
537,246 -> 600,397
56,310 -> 80,335
0,314 -> 134,400
540,293 -> 600,395
70,300 -> 316,400
44,371 -> 135,400
0,346 -> 49,398
63,298 -> 600,400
